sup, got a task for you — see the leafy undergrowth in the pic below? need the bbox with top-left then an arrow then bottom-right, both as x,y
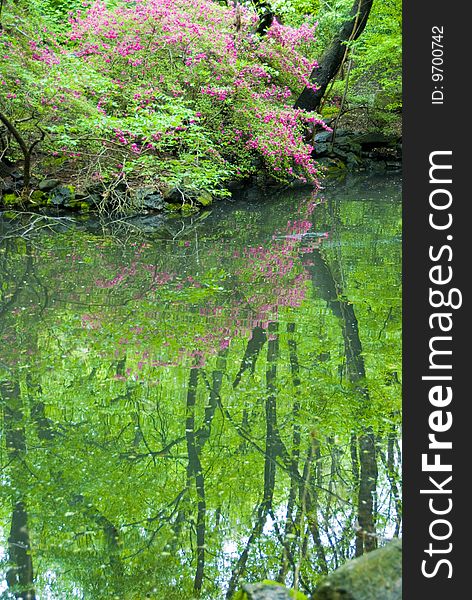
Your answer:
0,0 -> 329,206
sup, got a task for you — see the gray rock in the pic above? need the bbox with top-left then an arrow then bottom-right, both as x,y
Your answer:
335,140 -> 362,154
352,133 -> 395,146
163,187 -> 185,203
39,178 -> 61,191
134,187 -> 165,211
312,539 -> 402,600
314,131 -> 333,143
345,153 -> 363,169
314,141 -> 331,154
49,186 -> 74,206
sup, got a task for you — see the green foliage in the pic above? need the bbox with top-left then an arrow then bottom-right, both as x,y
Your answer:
346,0 -> 402,130
30,0 -> 84,24
1,0 -> 323,204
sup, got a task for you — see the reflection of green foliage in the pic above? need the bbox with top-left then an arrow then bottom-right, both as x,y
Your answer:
0,179 -> 401,598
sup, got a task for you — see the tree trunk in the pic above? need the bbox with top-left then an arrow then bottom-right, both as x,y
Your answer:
294,0 -> 374,112
252,0 -> 276,34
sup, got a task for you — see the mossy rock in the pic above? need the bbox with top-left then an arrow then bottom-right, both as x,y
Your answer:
235,582 -> 308,600
38,178 -> 60,191
196,191 -> 213,206
2,193 -> 20,206
181,203 -> 199,216
164,202 -> 181,213
30,190 -> 47,205
311,539 -> 402,600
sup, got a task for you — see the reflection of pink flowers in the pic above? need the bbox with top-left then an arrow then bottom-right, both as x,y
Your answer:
81,314 -> 101,329
73,191 -> 329,375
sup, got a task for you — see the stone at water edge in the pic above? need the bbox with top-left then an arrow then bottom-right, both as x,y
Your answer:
311,539 -> 402,600
134,187 -> 165,211
49,185 -> 75,207
196,191 -> 213,206
163,187 -> 186,204
38,179 -> 61,191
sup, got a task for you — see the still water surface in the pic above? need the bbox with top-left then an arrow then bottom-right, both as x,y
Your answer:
0,175 -> 402,599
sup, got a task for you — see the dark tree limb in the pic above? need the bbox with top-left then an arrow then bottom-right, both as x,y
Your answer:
253,0 -> 276,34
225,323 -> 279,598
278,323 -> 302,582
232,326 -> 267,389
294,0 -> 374,112
0,111 -> 44,190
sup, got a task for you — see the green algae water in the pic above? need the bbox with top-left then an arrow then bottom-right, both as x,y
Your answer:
0,175 -> 401,599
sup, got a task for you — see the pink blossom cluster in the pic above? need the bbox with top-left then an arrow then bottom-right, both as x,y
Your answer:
65,0 -> 326,180
200,85 -> 230,101
74,196 -> 330,381
267,19 -> 318,49
2,0 -> 329,185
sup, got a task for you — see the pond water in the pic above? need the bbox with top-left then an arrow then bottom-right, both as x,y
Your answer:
0,174 -> 402,600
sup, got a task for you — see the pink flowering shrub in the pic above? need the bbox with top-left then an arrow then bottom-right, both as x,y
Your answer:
1,1 -> 328,196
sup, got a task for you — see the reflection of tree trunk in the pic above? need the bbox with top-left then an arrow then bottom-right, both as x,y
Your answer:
185,367 -> 206,595
7,502 -> 36,600
172,352 -> 227,558
1,380 -> 36,600
197,350 -> 228,448
278,323 -> 301,582
356,430 -> 377,555
232,326 -> 267,389
308,248 -> 367,397
350,433 -> 359,482
264,322 -> 278,503
96,513 -> 124,586
27,373 -> 56,442
311,447 -> 329,573
226,323 -> 279,599
387,427 -> 402,537
306,247 -> 378,555
235,326 -> 267,446
301,441 -> 329,575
